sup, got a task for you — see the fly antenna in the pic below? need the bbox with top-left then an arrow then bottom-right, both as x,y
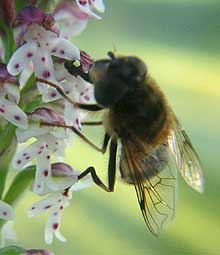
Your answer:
107,51 -> 115,59
108,42 -> 117,59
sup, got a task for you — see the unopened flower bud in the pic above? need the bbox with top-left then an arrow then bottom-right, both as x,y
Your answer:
51,162 -> 78,179
30,107 -> 65,125
0,0 -> 16,25
0,63 -> 18,84
80,51 -> 94,72
13,5 -> 59,35
25,249 -> 55,255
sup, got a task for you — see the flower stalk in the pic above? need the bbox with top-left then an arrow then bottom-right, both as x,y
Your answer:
0,0 -> 106,252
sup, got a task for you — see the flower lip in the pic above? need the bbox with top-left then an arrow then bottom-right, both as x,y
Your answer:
0,63 -> 18,84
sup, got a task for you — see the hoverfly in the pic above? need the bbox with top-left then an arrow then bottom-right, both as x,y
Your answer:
37,52 -> 204,236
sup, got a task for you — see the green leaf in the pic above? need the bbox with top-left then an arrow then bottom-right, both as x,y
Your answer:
24,95 -> 45,113
0,19 -> 16,63
14,0 -> 29,13
38,0 -> 56,12
0,246 -> 25,255
20,74 -> 36,97
3,27 -> 16,63
0,124 -> 16,154
0,166 -> 35,229
4,166 -> 35,206
0,139 -> 17,199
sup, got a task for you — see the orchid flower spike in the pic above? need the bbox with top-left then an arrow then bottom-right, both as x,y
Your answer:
7,5 -> 80,103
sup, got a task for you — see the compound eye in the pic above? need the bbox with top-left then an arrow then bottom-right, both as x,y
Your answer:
89,59 -> 110,83
109,60 -> 120,69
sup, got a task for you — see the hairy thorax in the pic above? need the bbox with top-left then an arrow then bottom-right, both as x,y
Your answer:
105,76 -> 172,146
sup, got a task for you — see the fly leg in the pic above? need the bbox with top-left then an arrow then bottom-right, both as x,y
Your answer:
36,77 -> 103,112
78,139 -> 118,192
81,121 -> 103,126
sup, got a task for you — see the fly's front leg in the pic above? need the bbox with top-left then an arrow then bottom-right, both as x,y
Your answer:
81,121 -> 103,126
36,77 -> 103,112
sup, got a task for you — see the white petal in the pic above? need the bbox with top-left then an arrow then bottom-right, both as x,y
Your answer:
31,51 -> 61,102
76,76 -> 96,104
28,193 -> 62,218
16,123 -> 52,143
45,205 -> 65,244
60,17 -> 88,38
67,19 -> 88,37
55,9 -> 88,38
54,230 -> 66,243
32,51 -> 55,80
33,152 -> 51,194
44,134 -> 67,157
64,101 -> 83,131
0,221 -> 16,248
44,227 -> 53,245
41,87 -> 62,103
0,97 -> 28,129
54,63 -> 77,83
50,38 -> 80,60
70,175 -> 93,191
46,175 -> 77,191
91,0 -> 105,12
7,42 -> 36,76
4,83 -> 20,104
0,201 -> 14,220
64,102 -> 75,126
19,62 -> 33,88
13,140 -> 46,169
76,0 -> 101,19
72,19 -> 88,36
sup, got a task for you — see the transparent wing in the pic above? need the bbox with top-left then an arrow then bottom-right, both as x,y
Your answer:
122,143 -> 177,237
168,115 -> 204,193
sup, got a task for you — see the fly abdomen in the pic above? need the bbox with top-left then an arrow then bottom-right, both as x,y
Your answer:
120,144 -> 170,184
141,144 -> 169,179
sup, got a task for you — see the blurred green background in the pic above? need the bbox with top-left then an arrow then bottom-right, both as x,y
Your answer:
15,0 -> 220,254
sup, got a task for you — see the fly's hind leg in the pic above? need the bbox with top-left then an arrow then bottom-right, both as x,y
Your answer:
78,139 -> 118,192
